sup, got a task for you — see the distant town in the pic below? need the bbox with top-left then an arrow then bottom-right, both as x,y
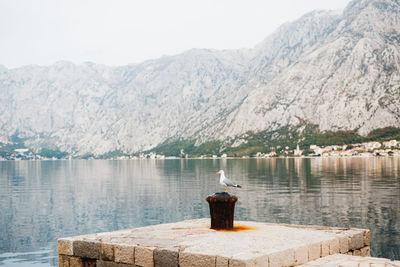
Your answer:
1,140 -> 399,161
253,139 -> 400,158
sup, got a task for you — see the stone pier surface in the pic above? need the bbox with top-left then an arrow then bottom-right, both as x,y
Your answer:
300,254 -> 400,266
58,218 -> 373,267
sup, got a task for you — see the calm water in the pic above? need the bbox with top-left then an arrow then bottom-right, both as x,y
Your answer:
0,158 -> 399,266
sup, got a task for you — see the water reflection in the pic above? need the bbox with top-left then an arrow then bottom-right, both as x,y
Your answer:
0,158 -> 399,266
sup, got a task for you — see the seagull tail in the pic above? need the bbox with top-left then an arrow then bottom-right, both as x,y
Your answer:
235,184 -> 242,188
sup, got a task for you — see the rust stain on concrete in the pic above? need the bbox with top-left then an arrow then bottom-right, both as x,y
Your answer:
214,224 -> 258,232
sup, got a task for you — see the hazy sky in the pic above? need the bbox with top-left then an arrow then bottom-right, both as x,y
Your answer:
0,0 -> 351,68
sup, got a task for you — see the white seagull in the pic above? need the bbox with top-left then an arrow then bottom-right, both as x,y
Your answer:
216,170 -> 242,192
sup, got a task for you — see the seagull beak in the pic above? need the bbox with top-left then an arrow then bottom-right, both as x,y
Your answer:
216,171 -> 220,174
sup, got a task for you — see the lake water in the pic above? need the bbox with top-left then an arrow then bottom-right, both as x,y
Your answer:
0,157 -> 399,266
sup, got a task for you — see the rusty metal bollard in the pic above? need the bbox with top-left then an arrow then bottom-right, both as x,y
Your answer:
206,192 -> 238,230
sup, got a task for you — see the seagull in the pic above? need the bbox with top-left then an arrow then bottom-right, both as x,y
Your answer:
216,170 -> 242,192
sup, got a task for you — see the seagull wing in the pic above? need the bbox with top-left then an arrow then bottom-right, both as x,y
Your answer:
222,177 -> 237,187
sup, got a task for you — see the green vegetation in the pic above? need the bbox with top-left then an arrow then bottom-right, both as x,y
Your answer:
0,132 -> 27,157
150,140 -> 222,157
0,139 -> 69,159
150,140 -> 193,156
97,150 -> 128,159
149,126 -> 400,157
38,148 -> 68,159
300,129 -> 363,148
367,127 -> 400,141
0,148 -> 10,158
80,153 -> 96,159
0,142 -> 29,158
1,126 -> 399,159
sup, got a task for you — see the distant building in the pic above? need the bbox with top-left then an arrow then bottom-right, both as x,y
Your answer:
14,148 -> 29,154
310,145 -> 322,155
363,142 -> 381,150
310,145 -> 318,150
266,151 -> 277,157
383,140 -> 398,148
360,152 -> 373,157
294,145 -> 303,156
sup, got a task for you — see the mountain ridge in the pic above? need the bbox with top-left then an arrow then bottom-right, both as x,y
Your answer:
0,0 -> 399,156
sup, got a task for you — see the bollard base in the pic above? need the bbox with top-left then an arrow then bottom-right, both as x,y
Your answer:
206,192 -> 238,230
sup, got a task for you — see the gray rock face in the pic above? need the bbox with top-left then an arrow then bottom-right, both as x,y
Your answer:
0,0 -> 399,155
216,0 -> 400,139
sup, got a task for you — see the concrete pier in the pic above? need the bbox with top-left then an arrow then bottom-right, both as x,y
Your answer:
300,254 -> 400,266
57,218 -> 384,266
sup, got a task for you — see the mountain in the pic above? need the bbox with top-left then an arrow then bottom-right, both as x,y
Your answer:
214,0 -> 400,140
0,0 -> 399,156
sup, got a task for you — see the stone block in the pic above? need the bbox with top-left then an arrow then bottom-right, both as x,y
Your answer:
58,255 -> 64,267
96,261 -> 113,267
228,259 -> 247,267
251,254 -> 269,267
82,259 -> 96,267
269,249 -> 294,267
363,230 -> 370,246
73,240 -> 100,259
353,249 -> 361,256
347,230 -> 364,250
58,238 -> 74,256
69,256 -> 83,267
100,243 -> 114,261
215,255 -> 229,267
59,255 -> 70,267
308,242 -> 321,261
96,260 -> 135,267
154,247 -> 179,267
329,238 -> 340,255
228,259 -> 246,267
180,251 -> 216,267
298,255 -> 333,266
135,246 -> 155,267
227,251 -> 268,267
294,245 -> 308,265
229,255 -> 269,267
321,240 -> 330,257
360,246 -> 370,257
338,234 -> 350,253
341,261 -> 359,267
114,244 -> 135,264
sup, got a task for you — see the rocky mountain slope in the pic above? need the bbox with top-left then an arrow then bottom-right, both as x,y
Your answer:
213,0 -> 400,141
0,0 -> 399,155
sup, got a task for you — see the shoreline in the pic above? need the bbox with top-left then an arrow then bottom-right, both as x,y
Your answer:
1,154 -> 400,161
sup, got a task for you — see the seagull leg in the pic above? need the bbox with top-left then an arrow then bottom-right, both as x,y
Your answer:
225,186 -> 228,192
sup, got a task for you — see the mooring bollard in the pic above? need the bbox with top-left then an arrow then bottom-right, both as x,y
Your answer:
206,192 -> 238,230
